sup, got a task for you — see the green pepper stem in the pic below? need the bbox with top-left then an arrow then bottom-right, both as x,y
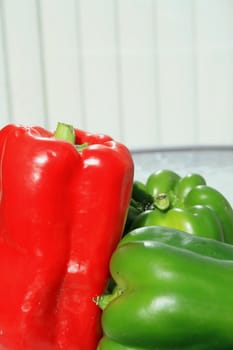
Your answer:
154,193 -> 170,211
93,286 -> 124,310
54,122 -> 76,144
76,142 -> 88,152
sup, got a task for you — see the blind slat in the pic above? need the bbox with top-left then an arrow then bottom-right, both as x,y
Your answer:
77,0 -> 121,140
156,0 -> 197,146
196,0 -> 233,144
116,0 -> 158,149
1,0 -> 45,126
39,0 -> 84,131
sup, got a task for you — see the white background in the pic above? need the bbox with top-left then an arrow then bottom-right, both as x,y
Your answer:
0,0 -> 233,150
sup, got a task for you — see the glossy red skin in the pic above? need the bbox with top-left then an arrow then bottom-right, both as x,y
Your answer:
0,124 -> 134,350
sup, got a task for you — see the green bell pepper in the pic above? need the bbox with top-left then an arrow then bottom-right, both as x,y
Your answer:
131,181 -> 155,210
123,181 -> 155,234
96,226 -> 233,350
130,169 -> 233,244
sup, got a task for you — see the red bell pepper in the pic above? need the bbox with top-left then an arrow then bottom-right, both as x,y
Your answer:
0,122 -> 134,350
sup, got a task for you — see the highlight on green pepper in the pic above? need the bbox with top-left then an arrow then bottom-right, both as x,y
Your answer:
128,169 -> 233,244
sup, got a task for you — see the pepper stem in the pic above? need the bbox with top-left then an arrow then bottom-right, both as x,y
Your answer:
76,142 -> 88,152
54,122 -> 76,144
93,286 -> 124,310
154,193 -> 170,211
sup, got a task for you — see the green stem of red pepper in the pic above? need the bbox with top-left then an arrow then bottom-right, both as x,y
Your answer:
54,122 -> 76,144
54,122 -> 88,151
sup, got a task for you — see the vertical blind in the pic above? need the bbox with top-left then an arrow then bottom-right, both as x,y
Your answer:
0,0 -> 233,150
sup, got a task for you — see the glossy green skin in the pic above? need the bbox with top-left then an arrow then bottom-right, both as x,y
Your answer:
132,169 -> 233,244
120,226 -> 233,260
131,206 -> 224,241
98,227 -> 233,349
146,169 -> 181,200
132,181 -> 154,209
184,185 -> 233,244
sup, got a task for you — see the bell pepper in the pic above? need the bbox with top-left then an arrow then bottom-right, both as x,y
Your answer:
122,181 -> 156,235
0,122 -> 134,350
96,226 -> 233,349
130,169 -> 233,243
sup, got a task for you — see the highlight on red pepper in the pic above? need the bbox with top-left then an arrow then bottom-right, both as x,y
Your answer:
0,122 -> 134,350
